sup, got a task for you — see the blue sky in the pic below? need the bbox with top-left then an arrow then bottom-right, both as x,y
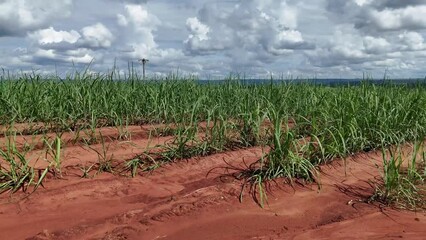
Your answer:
0,0 -> 426,78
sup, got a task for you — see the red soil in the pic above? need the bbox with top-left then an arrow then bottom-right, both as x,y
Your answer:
0,126 -> 425,240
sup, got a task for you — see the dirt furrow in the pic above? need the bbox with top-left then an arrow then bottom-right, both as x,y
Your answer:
0,124 -> 168,152
0,147 -> 264,240
136,151 -> 425,240
1,139 -> 425,239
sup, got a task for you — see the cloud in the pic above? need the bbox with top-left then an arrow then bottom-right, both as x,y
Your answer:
268,29 -> 315,55
80,23 -> 114,48
115,3 -> 185,68
106,0 -> 148,3
117,4 -> 160,50
306,24 -> 426,77
326,0 -> 426,32
184,17 -> 228,54
368,0 -> 425,9
186,17 -> 209,41
1,0 -> 426,78
120,4 -> 160,29
19,47 -> 95,66
363,36 -> 392,54
399,31 -> 426,51
23,22 -> 114,68
311,0 -> 426,77
120,0 -> 148,3
28,27 -> 81,45
184,0 -> 314,61
0,0 -> 73,37
306,28 -> 370,68
366,6 -> 426,31
28,23 -> 114,50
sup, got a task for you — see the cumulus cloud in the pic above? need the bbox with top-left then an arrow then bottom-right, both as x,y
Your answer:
115,3 -> 185,68
28,23 -> 114,50
19,47 -> 95,66
1,0 -> 426,78
399,31 -> 426,51
80,23 -> 114,48
184,0 -> 314,62
269,29 -> 315,55
186,17 -> 209,41
367,6 -> 426,31
326,0 -> 426,32
363,36 -> 392,54
23,22 -> 115,67
117,4 -> 160,50
313,0 -> 426,77
306,28 -> 369,68
0,0 -> 73,36
184,17 -> 228,54
28,27 -> 81,45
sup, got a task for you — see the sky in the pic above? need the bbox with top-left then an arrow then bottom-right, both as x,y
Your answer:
0,0 -> 426,79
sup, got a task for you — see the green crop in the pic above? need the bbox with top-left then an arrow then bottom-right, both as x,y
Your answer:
371,142 -> 425,210
1,69 -> 426,200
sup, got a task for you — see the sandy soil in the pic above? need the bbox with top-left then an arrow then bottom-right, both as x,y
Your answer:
0,125 -> 425,240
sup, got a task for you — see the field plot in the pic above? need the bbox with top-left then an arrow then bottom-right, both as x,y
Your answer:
0,76 -> 425,239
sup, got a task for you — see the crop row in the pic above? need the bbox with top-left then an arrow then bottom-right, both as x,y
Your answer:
1,72 -> 425,207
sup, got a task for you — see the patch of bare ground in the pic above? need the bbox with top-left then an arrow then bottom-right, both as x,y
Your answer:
0,124 -> 170,152
0,126 -> 425,240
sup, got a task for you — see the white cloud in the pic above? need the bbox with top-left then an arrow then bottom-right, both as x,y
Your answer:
186,17 -> 209,41
275,1 -> 298,29
307,28 -> 369,67
184,0 -> 313,60
117,14 -> 128,26
19,47 -> 96,67
354,0 -> 373,6
117,4 -> 161,51
369,6 -> 426,31
26,23 -> 114,55
80,23 -> 114,48
363,36 -> 391,54
371,58 -> 410,69
0,0 -> 73,36
34,49 -> 56,59
1,0 -> 426,78
123,4 -> 161,32
399,31 -> 425,51
125,4 -> 150,26
67,53 -> 94,64
184,17 -> 226,54
21,23 -> 110,67
28,27 -> 81,45
269,29 -> 314,55
114,3 -> 185,69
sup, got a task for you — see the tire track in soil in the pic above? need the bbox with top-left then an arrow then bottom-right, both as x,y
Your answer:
1,136 -> 425,239
0,147 -> 263,240
118,149 -> 425,240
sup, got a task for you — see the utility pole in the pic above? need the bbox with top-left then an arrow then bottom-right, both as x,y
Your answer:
138,58 -> 149,79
